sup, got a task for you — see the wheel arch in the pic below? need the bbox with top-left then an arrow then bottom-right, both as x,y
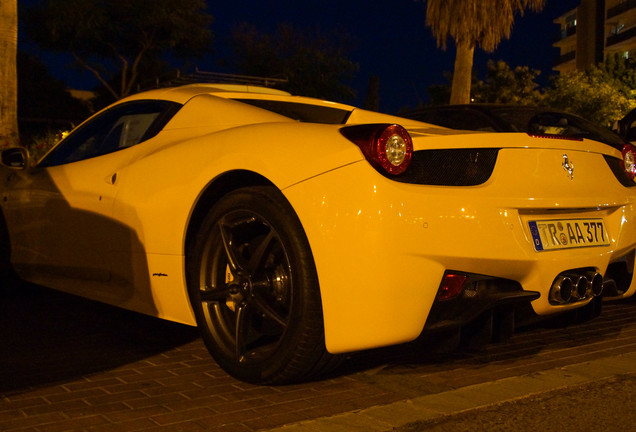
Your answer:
184,170 -> 275,259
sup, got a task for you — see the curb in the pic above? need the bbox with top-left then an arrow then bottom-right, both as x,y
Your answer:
263,351 -> 636,432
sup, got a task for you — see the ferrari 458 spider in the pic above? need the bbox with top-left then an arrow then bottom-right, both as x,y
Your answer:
1,84 -> 635,384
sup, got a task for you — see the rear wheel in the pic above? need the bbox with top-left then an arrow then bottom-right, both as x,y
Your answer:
187,186 -> 339,384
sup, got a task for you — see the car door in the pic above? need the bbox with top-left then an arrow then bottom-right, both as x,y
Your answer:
3,100 -> 180,296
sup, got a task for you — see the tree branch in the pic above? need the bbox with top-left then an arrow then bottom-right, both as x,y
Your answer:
126,45 -> 150,96
72,52 -> 118,100
105,42 -> 130,98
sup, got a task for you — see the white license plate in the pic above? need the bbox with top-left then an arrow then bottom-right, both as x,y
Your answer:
529,219 -> 610,251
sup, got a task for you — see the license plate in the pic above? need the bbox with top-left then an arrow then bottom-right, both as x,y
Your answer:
529,219 -> 610,251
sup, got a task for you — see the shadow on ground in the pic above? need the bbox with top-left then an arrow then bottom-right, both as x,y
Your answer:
2,281 -> 635,396
340,298 -> 636,384
0,282 -> 199,395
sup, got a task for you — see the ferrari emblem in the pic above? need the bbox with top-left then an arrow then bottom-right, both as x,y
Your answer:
562,154 -> 574,180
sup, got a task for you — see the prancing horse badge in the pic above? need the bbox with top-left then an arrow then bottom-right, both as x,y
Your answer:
562,154 -> 574,180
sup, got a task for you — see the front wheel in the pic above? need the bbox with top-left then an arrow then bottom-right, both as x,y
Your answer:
187,186 -> 339,384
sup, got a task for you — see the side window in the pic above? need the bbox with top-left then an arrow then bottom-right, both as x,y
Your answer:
39,100 -> 181,167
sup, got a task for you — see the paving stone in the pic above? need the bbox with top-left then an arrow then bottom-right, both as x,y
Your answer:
150,406 -> 216,426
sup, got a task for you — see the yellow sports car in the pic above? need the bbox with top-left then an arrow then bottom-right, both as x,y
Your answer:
1,84 -> 635,384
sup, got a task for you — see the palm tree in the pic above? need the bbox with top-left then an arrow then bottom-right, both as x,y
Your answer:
0,0 -> 18,148
426,0 -> 545,104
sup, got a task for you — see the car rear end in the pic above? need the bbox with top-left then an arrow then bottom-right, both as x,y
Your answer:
284,124 -> 636,354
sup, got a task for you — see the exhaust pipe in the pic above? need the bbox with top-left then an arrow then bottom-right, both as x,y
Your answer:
565,273 -> 589,299
550,275 -> 573,304
585,271 -> 604,297
550,270 -> 605,304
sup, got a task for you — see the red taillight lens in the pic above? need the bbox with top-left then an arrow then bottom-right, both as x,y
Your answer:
340,124 -> 413,175
437,273 -> 468,301
622,144 -> 636,180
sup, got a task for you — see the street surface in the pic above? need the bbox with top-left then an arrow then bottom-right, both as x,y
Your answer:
395,374 -> 636,432
2,282 -> 636,431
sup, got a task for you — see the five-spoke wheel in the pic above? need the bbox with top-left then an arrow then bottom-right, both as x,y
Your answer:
187,186 -> 337,384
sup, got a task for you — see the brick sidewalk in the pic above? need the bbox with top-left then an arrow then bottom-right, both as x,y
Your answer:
2,283 -> 636,432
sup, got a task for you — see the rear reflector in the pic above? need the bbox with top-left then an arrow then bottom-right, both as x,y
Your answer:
437,273 -> 468,301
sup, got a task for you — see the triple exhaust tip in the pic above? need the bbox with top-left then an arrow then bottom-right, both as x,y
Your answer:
550,271 -> 604,305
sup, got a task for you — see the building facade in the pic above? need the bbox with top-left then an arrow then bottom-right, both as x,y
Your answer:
554,0 -> 636,73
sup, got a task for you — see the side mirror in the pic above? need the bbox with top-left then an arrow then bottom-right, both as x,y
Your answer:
1,147 -> 29,170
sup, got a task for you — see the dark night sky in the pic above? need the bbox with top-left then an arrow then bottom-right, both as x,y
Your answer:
209,0 -> 581,112
19,0 -> 582,114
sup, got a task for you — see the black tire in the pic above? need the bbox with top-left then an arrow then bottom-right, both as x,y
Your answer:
187,186 -> 339,384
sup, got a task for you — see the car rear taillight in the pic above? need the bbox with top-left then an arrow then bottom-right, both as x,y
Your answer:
340,124 -> 413,175
622,144 -> 636,180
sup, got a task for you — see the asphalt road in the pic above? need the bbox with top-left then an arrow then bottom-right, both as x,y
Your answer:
395,374 -> 636,432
